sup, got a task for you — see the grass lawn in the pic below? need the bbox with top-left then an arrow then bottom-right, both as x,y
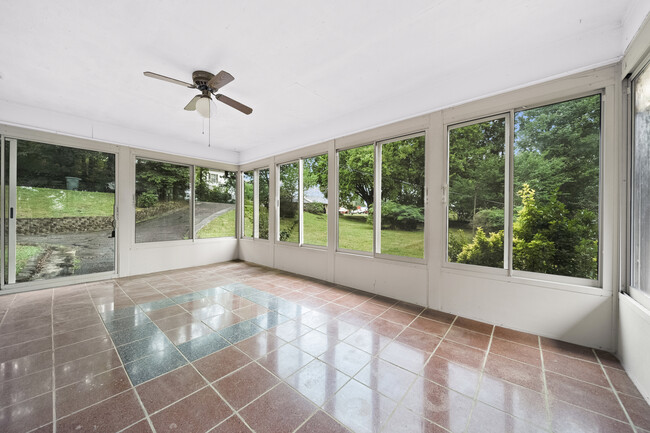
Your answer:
196,209 -> 235,238
17,186 -> 114,218
339,214 -> 424,258
6,245 -> 43,276
338,215 -> 373,252
303,212 -> 327,246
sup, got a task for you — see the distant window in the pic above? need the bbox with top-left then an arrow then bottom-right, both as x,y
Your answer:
279,162 -> 299,243
303,154 -> 328,246
243,171 -> 254,238
135,159 -> 190,243
195,168 -> 236,239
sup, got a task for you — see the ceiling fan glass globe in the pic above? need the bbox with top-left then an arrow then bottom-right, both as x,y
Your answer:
196,97 -> 211,118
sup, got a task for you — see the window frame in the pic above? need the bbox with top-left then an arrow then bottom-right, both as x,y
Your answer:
299,151 -> 329,249
443,92 -> 604,288
336,132 -> 427,263
276,160 -> 300,245
240,167 -> 269,241
628,58 -> 650,311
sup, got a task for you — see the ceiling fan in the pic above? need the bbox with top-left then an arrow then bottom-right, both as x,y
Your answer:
143,70 -> 253,117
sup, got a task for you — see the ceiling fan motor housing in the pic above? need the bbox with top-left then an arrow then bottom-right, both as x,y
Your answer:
192,70 -> 215,94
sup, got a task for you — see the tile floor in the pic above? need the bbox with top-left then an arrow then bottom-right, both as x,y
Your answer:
0,261 -> 648,433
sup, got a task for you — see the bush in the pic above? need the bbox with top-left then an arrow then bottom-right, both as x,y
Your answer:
448,229 -> 471,262
379,200 -> 424,231
457,228 -> 504,267
472,208 -> 504,234
137,192 -> 158,208
304,202 -> 326,214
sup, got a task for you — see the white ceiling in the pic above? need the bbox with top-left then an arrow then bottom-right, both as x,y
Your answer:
0,0 -> 648,164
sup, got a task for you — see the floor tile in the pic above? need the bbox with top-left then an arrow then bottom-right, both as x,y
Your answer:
355,358 -> 416,402
251,311 -> 291,330
434,340 -> 486,370
292,329 -> 337,357
363,317 -> 404,338
0,324 -> 52,348
202,311 -> 244,331
409,316 -> 450,336
445,326 -> 490,350
286,359 -> 350,406
110,322 -> 163,346
56,366 -> 131,418
478,373 -> 549,427
420,308 -> 456,324
0,392 -> 52,433
0,337 -> 52,364
258,344 -> 315,378
124,348 -> 187,385
268,319 -> 312,342
606,366 -> 645,398
318,341 -> 372,376
540,337 -> 597,362
54,335 -> 113,365
454,317 -> 494,335
324,379 -> 396,433
193,345 -> 252,382
295,410 -> 351,433
549,399 -> 634,433
137,298 -> 177,312
378,340 -> 430,373
467,401 -> 548,433
210,415 -> 253,433
0,368 -> 52,408
217,320 -> 264,344
153,312 -> 196,331
546,371 -> 627,421
121,420 -> 154,433
544,350 -> 609,387
150,386 -> 232,433
484,353 -> 544,392
316,319 -> 359,341
214,362 -> 279,409
396,327 -> 441,353
0,350 -> 53,382
240,383 -> 316,433
490,337 -> 541,367
421,355 -> 481,397
344,328 -> 393,355
190,304 -> 228,320
383,406 -> 450,433
103,313 -> 152,333
378,308 -> 416,326
620,392 -> 650,430
116,332 -> 176,364
136,364 -> 206,414
53,315 -> 103,335
56,389 -> 145,432
54,349 -> 122,388
493,326 -> 539,348
100,306 -> 141,322
145,305 -> 187,321
235,331 -> 285,359
402,377 -> 474,433
177,332 -> 229,361
164,321 -> 214,345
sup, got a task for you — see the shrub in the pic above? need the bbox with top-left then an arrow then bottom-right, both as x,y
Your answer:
137,192 -> 158,208
304,202 -> 326,214
379,200 -> 424,231
448,229 -> 471,262
457,228 -> 504,267
472,208 -> 504,234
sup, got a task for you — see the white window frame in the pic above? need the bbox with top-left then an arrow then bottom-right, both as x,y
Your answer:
336,132 -> 427,264
443,93 -> 604,288
240,167 -> 269,241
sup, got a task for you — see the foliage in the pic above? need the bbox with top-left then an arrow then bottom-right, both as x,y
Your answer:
304,202 -> 326,214
381,137 -> 426,207
16,141 -> 114,192
136,192 -> 158,208
379,200 -> 424,231
136,159 -> 189,203
337,145 -> 374,209
472,208 -> 504,234
456,184 -> 598,279
303,154 -> 328,197
448,229 -> 471,262
457,229 -> 504,267
195,168 -> 236,204
279,163 -> 299,218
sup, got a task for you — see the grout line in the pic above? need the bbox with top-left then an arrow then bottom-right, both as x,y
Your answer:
539,335 -> 553,432
50,287 -> 56,433
461,324 -> 495,433
595,349 -> 639,432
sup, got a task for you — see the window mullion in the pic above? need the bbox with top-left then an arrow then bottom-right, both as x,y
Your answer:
506,112 -> 514,274
374,143 -> 381,255
253,169 -> 259,239
299,159 -> 304,246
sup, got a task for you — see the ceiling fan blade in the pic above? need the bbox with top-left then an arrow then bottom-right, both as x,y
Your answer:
207,70 -> 234,91
144,71 -> 196,88
215,94 -> 253,115
184,95 -> 201,111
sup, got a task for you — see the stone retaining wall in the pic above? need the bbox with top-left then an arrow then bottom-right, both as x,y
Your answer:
16,216 -> 113,235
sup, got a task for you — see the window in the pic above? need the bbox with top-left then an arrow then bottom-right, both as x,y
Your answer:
279,162 -> 299,243
447,94 -> 601,282
195,168 -> 236,239
447,118 -> 506,268
242,168 -> 269,240
379,135 -> 426,258
337,134 -> 426,259
303,154 -> 328,246
135,159 -> 190,243
243,171 -> 254,238
631,62 -> 650,305
338,144 -> 374,252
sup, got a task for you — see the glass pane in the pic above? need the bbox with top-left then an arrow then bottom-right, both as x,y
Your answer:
279,162 -> 299,242
338,145 -> 373,252
448,119 -> 506,268
14,140 -> 115,283
243,171 -> 254,237
258,168 -> 270,240
381,135 -> 425,258
303,154 -> 328,246
195,168 -> 236,238
3,140 -> 8,284
514,95 -> 600,279
633,65 -> 650,294
135,159 -> 190,243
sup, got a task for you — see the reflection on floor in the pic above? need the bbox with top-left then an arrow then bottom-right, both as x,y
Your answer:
0,261 -> 648,433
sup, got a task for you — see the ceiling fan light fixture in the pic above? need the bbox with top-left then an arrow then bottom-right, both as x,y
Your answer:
196,96 -> 211,118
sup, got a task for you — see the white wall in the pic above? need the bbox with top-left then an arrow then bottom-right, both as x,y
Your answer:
239,64 -> 622,351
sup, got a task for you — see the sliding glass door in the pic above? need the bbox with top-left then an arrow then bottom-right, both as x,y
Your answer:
2,138 -> 116,286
